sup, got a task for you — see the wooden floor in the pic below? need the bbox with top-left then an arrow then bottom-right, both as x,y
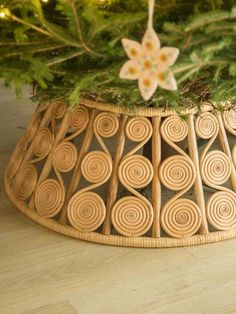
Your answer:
1,84 -> 236,314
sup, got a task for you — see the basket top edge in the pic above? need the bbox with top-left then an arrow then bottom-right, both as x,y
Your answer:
79,98 -> 213,117
39,97 -> 216,117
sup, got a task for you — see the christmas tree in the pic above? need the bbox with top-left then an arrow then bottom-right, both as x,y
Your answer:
0,0 -> 236,110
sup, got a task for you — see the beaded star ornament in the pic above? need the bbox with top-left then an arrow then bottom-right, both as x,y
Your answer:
119,0 -> 179,100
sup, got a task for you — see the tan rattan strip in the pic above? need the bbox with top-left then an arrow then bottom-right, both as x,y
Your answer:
80,97 -> 213,117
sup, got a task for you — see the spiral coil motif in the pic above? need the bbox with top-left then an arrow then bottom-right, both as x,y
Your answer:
67,191 -> 106,232
223,109 -> 236,130
161,199 -> 202,238
206,191 -> 236,230
94,112 -> 119,138
126,117 -> 152,142
53,142 -> 77,173
159,156 -> 196,191
53,101 -> 67,119
69,106 -> 89,131
201,150 -> 231,187
13,164 -> 38,200
118,155 -> 153,189
33,127 -> 53,158
81,151 -> 112,183
161,116 -> 188,142
195,112 -> 218,139
35,179 -> 65,218
111,196 -> 154,237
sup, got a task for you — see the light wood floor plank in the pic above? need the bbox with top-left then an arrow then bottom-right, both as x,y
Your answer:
21,301 -> 77,314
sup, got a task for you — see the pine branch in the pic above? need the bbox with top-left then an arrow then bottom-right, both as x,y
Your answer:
47,50 -> 84,66
10,14 -> 51,37
40,20 -> 83,48
185,10 -> 236,32
66,0 -> 102,56
0,44 -> 66,60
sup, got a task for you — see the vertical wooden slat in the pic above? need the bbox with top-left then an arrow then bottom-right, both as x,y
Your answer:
217,112 -> 236,192
102,115 -> 128,235
59,109 -> 96,224
151,116 -> 162,237
187,114 -> 209,235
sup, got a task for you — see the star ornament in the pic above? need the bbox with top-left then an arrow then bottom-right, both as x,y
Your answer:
119,28 -> 179,101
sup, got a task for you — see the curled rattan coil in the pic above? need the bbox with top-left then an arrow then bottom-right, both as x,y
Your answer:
53,101 -> 67,119
33,127 -> 53,158
13,164 -> 38,200
223,109 -> 236,130
81,151 -> 112,183
125,117 -> 152,142
159,155 -> 196,191
161,199 -> 202,238
161,116 -> 188,142
206,191 -> 236,231
6,137 -> 28,180
53,142 -> 77,173
201,150 -> 231,187
195,112 -> 219,139
94,112 -> 119,138
69,106 -> 89,131
111,196 -> 153,237
67,191 -> 106,232
118,155 -> 153,189
35,179 -> 65,218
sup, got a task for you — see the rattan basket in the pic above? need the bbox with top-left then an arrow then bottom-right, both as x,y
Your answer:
4,98 -> 236,247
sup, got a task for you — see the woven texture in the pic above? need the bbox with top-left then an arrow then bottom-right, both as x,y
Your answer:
4,99 -> 236,247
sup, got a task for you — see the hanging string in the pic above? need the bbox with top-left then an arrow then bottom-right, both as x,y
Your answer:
148,0 -> 155,29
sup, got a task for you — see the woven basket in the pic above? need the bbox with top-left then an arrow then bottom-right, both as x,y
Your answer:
4,98 -> 236,248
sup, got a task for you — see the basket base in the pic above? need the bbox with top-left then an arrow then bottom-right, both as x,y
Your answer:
5,176 -> 236,248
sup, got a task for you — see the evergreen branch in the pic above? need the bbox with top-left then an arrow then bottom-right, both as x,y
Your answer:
0,40 -> 59,46
40,20 -> 83,48
0,66 -> 20,72
0,44 -> 66,60
185,10 -> 236,32
51,69 -> 68,75
183,37 -> 209,49
206,25 -> 236,33
66,0 -> 102,56
177,67 -> 200,84
47,50 -> 84,66
172,64 -> 197,74
10,14 -> 51,37
174,60 -> 230,74
66,0 -> 84,43
11,4 -> 83,49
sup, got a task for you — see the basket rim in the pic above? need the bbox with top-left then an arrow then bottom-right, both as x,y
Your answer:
79,97 -> 213,117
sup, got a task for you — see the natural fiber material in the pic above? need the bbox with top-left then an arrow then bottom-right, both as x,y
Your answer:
111,196 -> 154,237
4,99 -> 236,248
80,97 -> 205,117
67,191 -> 106,232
